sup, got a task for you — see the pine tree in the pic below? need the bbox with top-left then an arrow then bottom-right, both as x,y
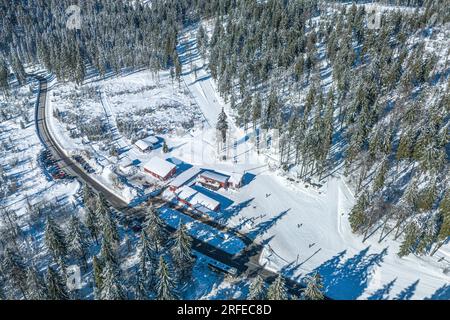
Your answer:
438,191 -> 450,241
303,273 -> 324,300
100,260 -> 125,300
373,160 -> 389,192
170,224 -> 194,281
252,95 -> 262,131
67,215 -> 90,270
92,256 -> 104,299
96,193 -> 109,218
163,141 -> 169,153
11,54 -> 26,85
85,206 -> 100,244
101,209 -> 120,247
216,108 -> 229,144
398,223 -> 420,257
156,256 -> 178,300
0,61 -> 9,95
144,207 -> 167,252
46,267 -> 68,300
26,267 -> 49,300
349,193 -> 369,233
44,216 -> 67,263
134,271 -> 148,300
248,275 -> 266,300
175,55 -> 182,86
0,284 -> 6,300
138,230 -> 158,289
100,235 -> 118,268
267,275 -> 288,300
2,247 -> 28,298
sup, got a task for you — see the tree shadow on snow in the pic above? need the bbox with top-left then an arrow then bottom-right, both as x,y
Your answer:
367,278 -> 397,300
313,246 -> 388,300
248,209 -> 290,239
394,279 -> 420,300
425,284 -> 450,300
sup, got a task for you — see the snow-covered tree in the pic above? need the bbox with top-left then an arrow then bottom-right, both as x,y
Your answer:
144,207 -> 167,252
26,267 -> 49,300
170,224 -> 194,281
303,273 -> 325,300
138,230 -> 158,289
100,260 -> 125,300
46,267 -> 68,300
67,215 -> 90,270
2,247 -> 28,298
248,275 -> 266,300
92,256 -> 103,300
267,275 -> 288,300
156,256 -> 177,300
44,216 -> 67,263
216,108 -> 229,144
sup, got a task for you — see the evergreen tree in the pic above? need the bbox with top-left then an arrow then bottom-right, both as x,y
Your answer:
46,267 -> 68,300
85,206 -> 100,244
144,207 -> 168,252
247,275 -> 266,300
0,61 -> 9,95
267,275 -> 288,300
134,271 -> 148,300
216,108 -> 229,144
92,256 -> 104,300
349,193 -> 369,233
26,267 -> 49,300
373,160 -> 389,192
101,209 -> 120,247
437,190 -> 450,242
100,235 -> 118,268
398,223 -> 420,257
67,215 -> 90,270
44,216 -> 67,263
303,273 -> 324,300
2,247 -> 28,298
138,230 -> 158,289
163,141 -> 169,153
11,54 -> 26,85
170,224 -> 194,281
100,260 -> 125,300
156,256 -> 178,300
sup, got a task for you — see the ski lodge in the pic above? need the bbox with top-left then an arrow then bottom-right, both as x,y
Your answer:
197,171 -> 230,190
143,157 -> 176,181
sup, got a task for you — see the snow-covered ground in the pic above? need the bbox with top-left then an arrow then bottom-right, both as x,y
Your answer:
38,23 -> 450,300
171,26 -> 450,300
0,72 -> 80,224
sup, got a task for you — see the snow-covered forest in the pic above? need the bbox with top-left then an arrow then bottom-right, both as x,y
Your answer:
0,0 -> 449,300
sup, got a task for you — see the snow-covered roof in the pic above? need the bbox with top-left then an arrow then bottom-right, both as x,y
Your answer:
170,167 -> 202,188
143,157 -> 176,178
142,135 -> 159,145
135,136 -> 159,150
199,171 -> 230,184
135,139 -> 152,151
176,186 -> 220,211
119,158 -> 133,168
229,172 -> 244,185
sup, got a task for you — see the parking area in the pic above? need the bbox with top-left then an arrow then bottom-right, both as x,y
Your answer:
38,150 -> 69,180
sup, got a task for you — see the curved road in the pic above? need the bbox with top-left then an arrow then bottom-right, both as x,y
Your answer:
34,74 -> 324,299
